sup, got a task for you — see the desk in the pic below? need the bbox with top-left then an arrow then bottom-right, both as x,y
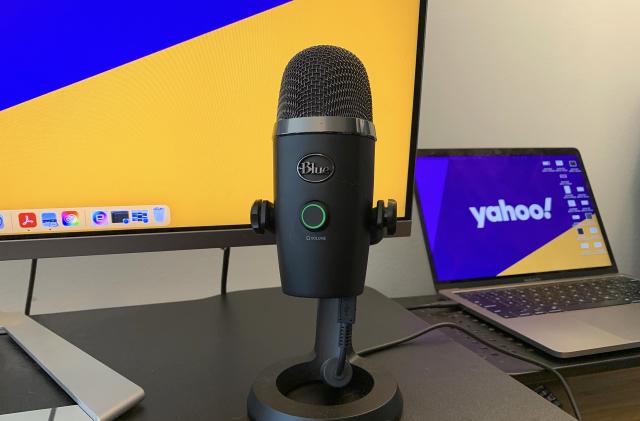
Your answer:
1,287 -> 574,420
398,294 -> 640,420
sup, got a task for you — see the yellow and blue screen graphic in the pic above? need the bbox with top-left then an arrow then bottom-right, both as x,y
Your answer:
0,0 -> 421,235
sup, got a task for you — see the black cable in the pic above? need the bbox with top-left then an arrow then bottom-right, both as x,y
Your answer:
405,300 -> 460,310
358,322 -> 582,421
336,297 -> 356,378
24,258 -> 38,316
336,333 -> 349,377
220,247 -> 231,296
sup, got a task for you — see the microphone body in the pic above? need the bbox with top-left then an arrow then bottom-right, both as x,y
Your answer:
248,45 -> 402,421
275,119 -> 375,298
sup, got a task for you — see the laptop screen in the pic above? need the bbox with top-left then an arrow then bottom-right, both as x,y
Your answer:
415,151 -> 614,284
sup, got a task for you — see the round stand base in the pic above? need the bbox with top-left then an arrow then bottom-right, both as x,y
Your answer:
247,355 -> 402,421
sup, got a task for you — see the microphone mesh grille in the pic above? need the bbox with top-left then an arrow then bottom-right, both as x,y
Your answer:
277,45 -> 373,121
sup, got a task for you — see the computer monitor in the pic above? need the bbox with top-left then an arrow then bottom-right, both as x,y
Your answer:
0,0 -> 426,260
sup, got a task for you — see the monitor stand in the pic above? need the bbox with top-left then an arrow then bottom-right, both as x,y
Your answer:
0,312 -> 144,421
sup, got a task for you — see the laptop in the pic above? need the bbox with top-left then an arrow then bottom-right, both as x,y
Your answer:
414,148 -> 640,358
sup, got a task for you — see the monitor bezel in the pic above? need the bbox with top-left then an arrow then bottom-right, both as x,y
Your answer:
413,148 -> 619,291
0,0 -> 426,260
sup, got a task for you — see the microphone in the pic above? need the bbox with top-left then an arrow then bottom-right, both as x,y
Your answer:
251,45 -> 397,298
248,45 -> 401,421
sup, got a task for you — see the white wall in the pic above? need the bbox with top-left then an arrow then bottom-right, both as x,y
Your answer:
2,0 -> 640,314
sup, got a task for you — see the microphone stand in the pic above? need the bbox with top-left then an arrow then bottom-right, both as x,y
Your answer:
313,298 -> 356,390
247,296 -> 403,420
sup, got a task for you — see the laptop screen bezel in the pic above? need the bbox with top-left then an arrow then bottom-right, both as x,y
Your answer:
414,148 -> 618,291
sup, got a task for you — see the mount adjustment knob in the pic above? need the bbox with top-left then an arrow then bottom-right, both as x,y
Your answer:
250,200 -> 274,234
369,199 -> 397,245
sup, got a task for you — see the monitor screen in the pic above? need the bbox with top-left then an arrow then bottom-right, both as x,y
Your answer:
415,151 -> 614,283
0,1 -> 423,244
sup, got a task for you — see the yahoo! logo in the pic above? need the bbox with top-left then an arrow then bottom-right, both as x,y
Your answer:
469,198 -> 552,229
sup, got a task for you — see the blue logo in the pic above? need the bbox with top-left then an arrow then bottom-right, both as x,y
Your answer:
92,211 -> 108,225
41,212 -> 59,228
0,214 -> 4,229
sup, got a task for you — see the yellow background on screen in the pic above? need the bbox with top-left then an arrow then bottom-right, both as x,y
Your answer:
499,217 -> 612,276
0,0 -> 421,232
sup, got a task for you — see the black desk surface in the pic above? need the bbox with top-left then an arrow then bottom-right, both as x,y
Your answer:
397,295 -> 640,380
1,287 -> 574,420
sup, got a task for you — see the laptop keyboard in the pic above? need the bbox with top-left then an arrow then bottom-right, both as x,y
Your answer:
457,276 -> 640,319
